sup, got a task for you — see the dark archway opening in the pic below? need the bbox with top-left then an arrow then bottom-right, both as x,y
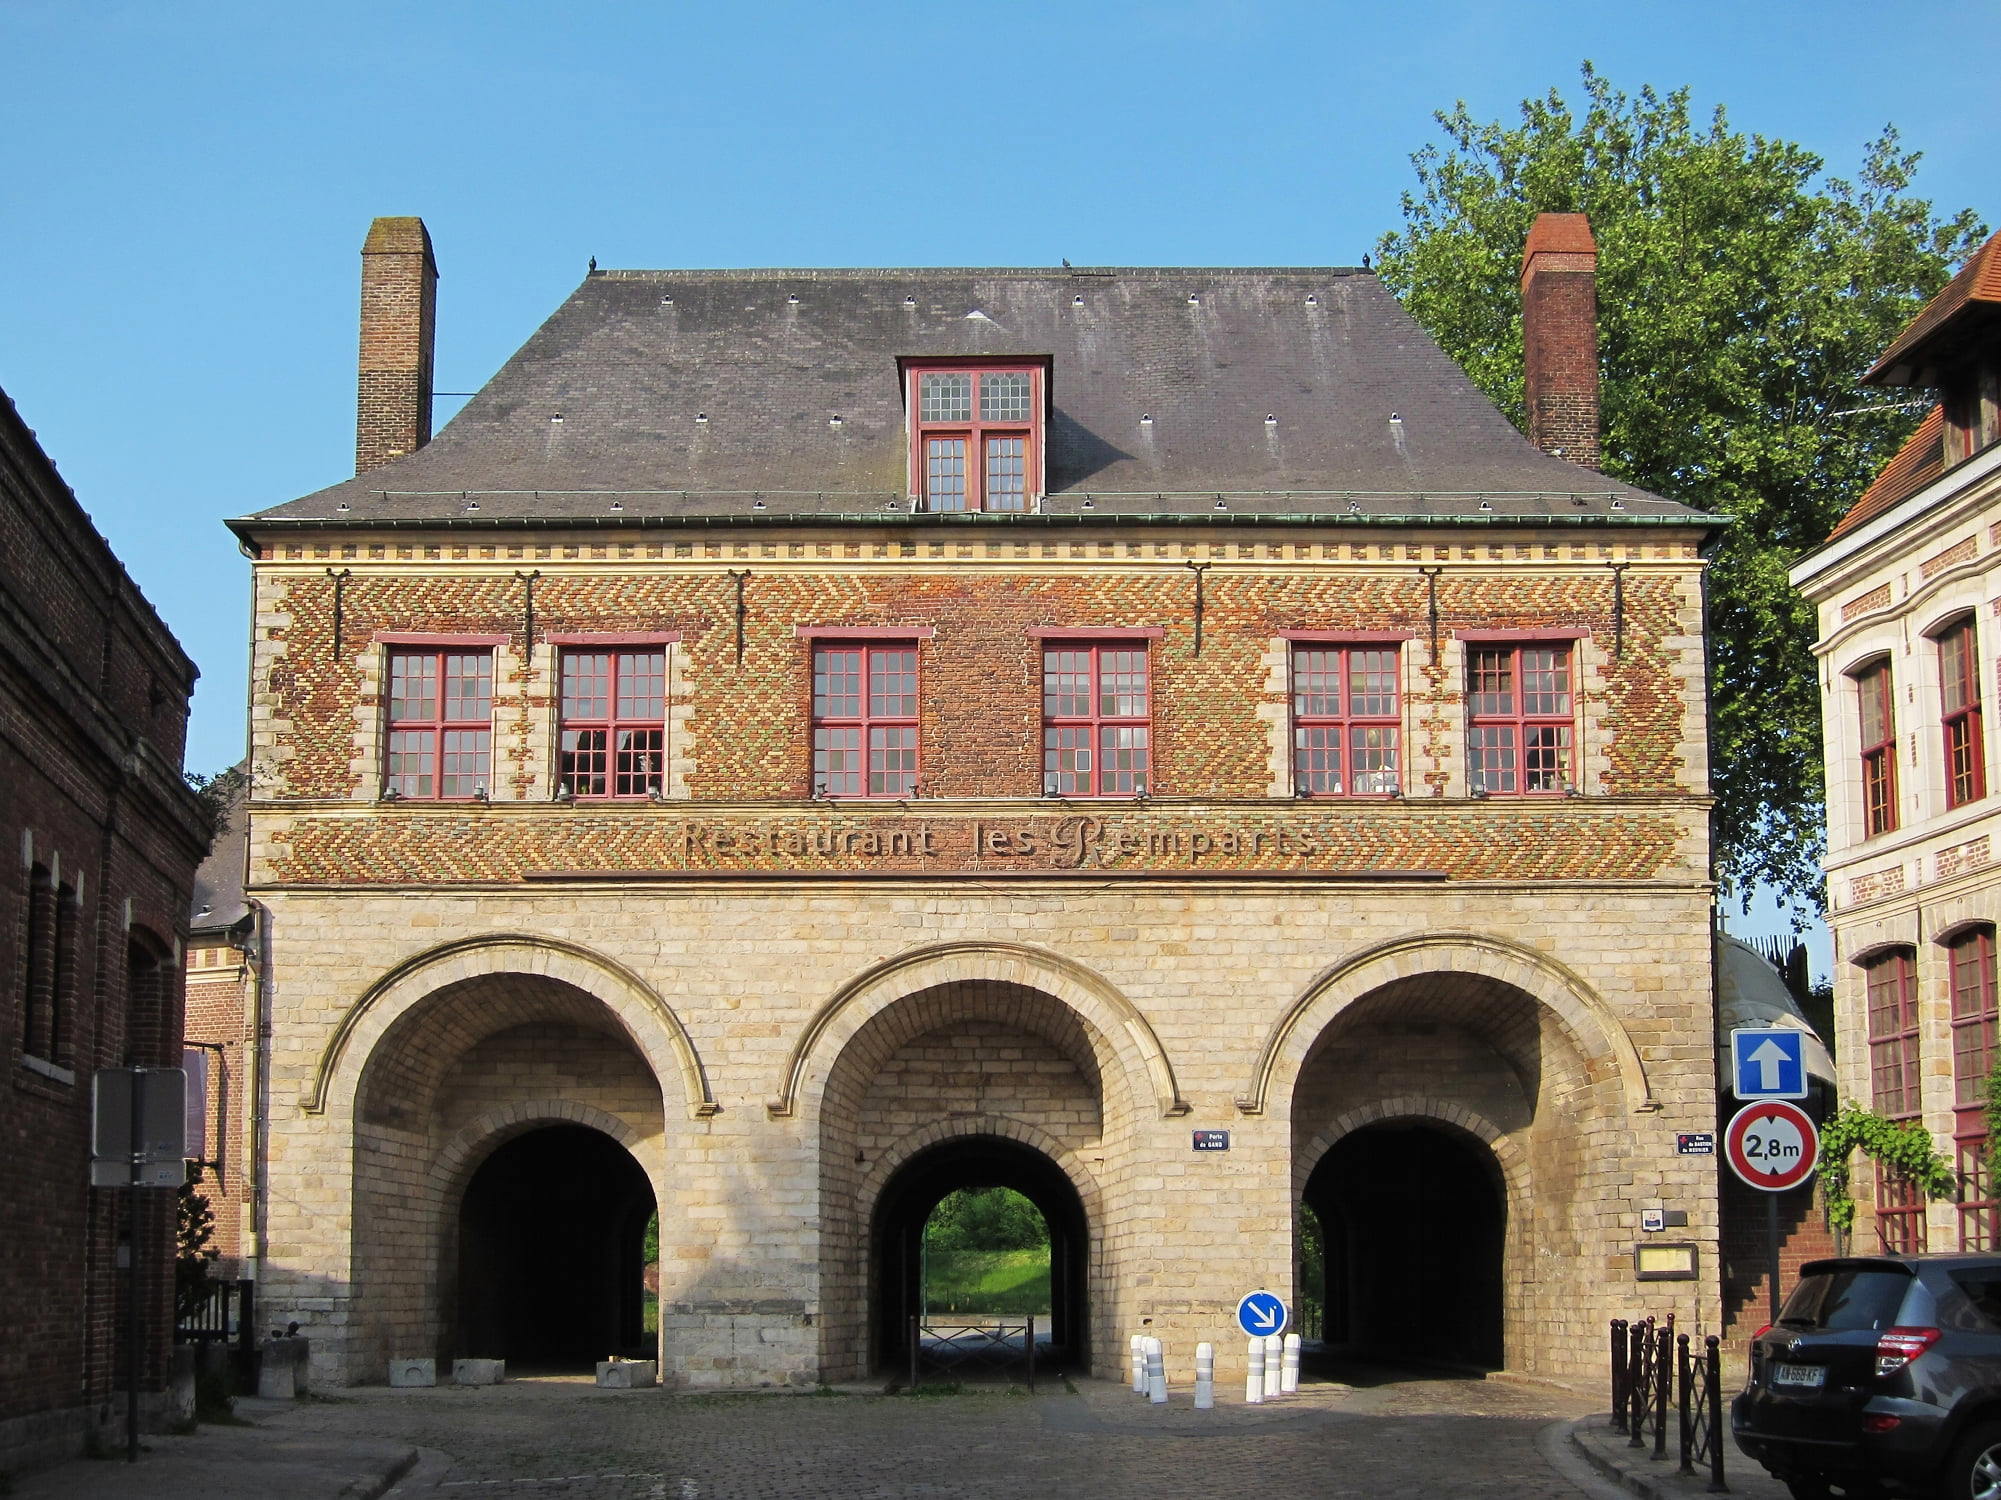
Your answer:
455,1124 -> 655,1372
871,1136 -> 1087,1373
1305,1122 -> 1506,1371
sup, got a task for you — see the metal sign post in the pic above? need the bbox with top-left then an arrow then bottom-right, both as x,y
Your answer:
91,1068 -> 187,1464
1723,1099 -> 1819,1326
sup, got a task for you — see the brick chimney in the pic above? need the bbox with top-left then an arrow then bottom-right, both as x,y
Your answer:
355,216 -> 437,474
1520,212 -> 1599,469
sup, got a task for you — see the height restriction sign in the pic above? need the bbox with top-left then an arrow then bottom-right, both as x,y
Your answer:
1724,1100 -> 1819,1192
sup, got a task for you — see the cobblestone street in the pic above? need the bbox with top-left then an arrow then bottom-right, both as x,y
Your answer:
308,1363 -> 1611,1500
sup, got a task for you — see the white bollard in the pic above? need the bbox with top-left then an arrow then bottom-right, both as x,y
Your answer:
1131,1334 -> 1146,1394
1282,1332 -> 1301,1394
1194,1342 -> 1215,1409
1246,1335 -> 1265,1404
1264,1334 -> 1283,1397
1145,1336 -> 1167,1403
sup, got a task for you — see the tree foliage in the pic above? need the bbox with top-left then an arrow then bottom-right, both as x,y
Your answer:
1375,64 -> 1984,917
176,1166 -> 221,1322
923,1187 -> 1049,1252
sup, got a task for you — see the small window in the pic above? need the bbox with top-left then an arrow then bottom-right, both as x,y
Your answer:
1466,644 -> 1573,795
559,649 -> 666,798
1043,643 -> 1150,796
1292,645 -> 1400,796
386,647 -> 493,799
1939,617 -> 1985,809
908,364 -> 1043,512
1856,658 -> 1898,835
812,643 -> 918,798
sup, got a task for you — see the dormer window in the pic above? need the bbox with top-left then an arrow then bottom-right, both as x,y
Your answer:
906,362 -> 1044,512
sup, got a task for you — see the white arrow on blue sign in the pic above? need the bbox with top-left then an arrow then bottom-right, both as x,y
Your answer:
1236,1290 -> 1288,1338
1731,1027 -> 1809,1101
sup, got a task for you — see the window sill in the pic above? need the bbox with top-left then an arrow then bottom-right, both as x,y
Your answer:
19,1053 -> 75,1086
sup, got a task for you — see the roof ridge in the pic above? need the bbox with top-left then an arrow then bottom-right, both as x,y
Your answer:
589,266 -> 1372,281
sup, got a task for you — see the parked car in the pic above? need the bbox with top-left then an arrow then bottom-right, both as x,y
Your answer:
1734,1254 -> 2001,1499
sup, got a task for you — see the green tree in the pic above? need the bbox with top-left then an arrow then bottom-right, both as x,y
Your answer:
923,1187 -> 1049,1252
176,1166 -> 221,1322
1375,64 -> 1984,918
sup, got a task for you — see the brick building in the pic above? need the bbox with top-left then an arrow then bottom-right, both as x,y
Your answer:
1792,228 -> 2001,1253
1,385 -> 208,1469
185,773 -> 256,1277
227,214 -> 1725,1388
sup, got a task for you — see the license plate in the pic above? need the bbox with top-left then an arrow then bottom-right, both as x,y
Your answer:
1773,1363 -> 1825,1388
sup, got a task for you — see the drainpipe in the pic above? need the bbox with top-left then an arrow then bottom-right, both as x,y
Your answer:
241,898 -> 272,1281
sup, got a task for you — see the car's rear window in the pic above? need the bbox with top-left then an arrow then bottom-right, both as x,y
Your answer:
1778,1268 -> 1913,1331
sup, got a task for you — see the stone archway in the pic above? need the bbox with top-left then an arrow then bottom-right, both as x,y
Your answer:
1279,943 -> 1630,1378
810,971 -> 1137,1381
342,953 -> 683,1380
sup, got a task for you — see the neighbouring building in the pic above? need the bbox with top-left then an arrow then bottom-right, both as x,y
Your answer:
1792,228 -> 2001,1256
228,214 -> 1725,1389
0,385 -> 208,1469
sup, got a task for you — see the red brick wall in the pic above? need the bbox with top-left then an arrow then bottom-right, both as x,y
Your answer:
1,394 -> 207,1468
1522,240 -> 1601,469
182,956 -> 251,1271
355,217 -> 437,474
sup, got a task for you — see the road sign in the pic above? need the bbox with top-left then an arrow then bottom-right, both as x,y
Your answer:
1236,1290 -> 1287,1338
1731,1027 -> 1809,1101
1676,1133 -> 1715,1155
1724,1100 -> 1819,1192
90,1068 -> 187,1189
1192,1130 -> 1230,1151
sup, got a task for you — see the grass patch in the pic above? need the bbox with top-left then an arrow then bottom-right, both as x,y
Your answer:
643,1291 -> 658,1335
922,1249 -> 1051,1317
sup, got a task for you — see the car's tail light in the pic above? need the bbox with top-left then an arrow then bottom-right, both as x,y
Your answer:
1752,1325 -> 1772,1341
1863,1413 -> 1903,1433
1875,1326 -> 1942,1377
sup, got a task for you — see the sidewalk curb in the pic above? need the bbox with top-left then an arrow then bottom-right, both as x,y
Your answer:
379,1446 -> 455,1496
341,1445 -> 421,1500
1564,1416 -> 1675,1500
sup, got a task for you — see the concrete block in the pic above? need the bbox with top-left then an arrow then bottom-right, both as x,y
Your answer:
389,1357 -> 435,1387
453,1358 -> 507,1385
596,1359 -> 657,1388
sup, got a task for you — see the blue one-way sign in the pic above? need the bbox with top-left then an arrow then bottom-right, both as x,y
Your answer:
1236,1290 -> 1288,1337
1731,1027 -> 1808,1101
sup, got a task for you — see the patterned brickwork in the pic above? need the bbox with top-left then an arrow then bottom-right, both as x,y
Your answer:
1920,534 -> 1979,579
263,804 -> 1689,883
257,561 -> 1700,814
1843,583 -> 1893,621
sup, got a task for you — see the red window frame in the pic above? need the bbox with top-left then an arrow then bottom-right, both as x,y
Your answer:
1291,644 -> 1401,796
559,648 -> 668,799
905,362 -> 1044,513
1939,617 -> 1986,809
1878,1166 -> 1929,1255
385,647 -> 494,799
811,643 -> 919,798
1465,643 -> 1574,795
1867,949 -> 1921,1119
1043,642 -> 1150,797
1952,928 -> 2000,1248
1856,658 -> 1898,836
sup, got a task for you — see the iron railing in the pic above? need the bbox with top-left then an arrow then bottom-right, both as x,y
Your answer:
907,1316 -> 1036,1390
1610,1317 -> 1726,1492
176,1277 -> 255,1354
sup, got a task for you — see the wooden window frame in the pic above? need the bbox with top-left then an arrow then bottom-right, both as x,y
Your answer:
1855,657 -> 1898,836
905,361 -> 1045,513
1866,948 -> 1921,1120
1042,641 -> 1151,798
811,642 -> 920,799
558,647 -> 669,800
1938,616 -> 1986,809
1465,642 -> 1575,796
1290,643 -> 1402,797
384,645 -> 495,800
1951,927 -> 2000,1248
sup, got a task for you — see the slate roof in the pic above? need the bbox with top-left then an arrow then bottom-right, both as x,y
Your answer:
245,267 -> 1706,529
189,769 -> 250,937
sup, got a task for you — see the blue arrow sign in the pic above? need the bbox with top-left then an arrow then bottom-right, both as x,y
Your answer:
1731,1027 -> 1808,1101
1236,1290 -> 1288,1338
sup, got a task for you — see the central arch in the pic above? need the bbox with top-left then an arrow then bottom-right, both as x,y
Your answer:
870,1135 -> 1088,1371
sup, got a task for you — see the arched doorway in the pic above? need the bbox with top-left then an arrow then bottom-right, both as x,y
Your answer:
455,1124 -> 655,1371
870,1135 -> 1087,1371
1305,1121 -> 1505,1369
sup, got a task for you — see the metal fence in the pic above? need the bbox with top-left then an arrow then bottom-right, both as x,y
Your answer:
1609,1316 -> 1727,1492
176,1277 -> 255,1354
907,1316 -> 1036,1390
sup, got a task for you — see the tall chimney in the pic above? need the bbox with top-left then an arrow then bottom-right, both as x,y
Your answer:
1520,212 -> 1599,469
356,216 -> 437,475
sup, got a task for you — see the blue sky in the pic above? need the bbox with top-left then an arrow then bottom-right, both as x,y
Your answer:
2,0 -> 1990,963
